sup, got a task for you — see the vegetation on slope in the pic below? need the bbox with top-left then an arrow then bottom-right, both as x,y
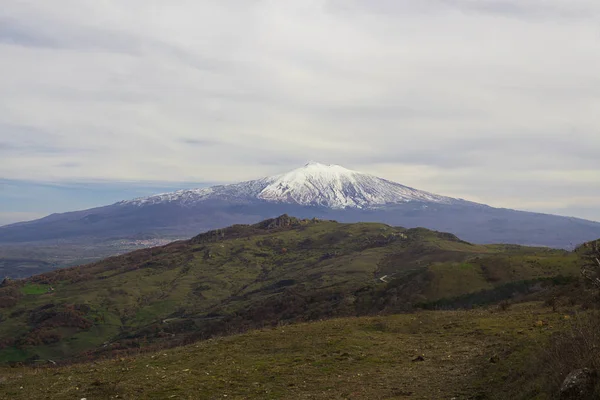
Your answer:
0,216 -> 580,364
0,302 -> 580,400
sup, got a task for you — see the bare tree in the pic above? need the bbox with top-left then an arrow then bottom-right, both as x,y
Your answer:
581,240 -> 600,289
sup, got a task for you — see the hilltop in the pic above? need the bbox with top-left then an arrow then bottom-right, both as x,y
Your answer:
0,216 -> 580,364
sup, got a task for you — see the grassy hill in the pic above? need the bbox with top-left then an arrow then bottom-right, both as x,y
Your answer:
0,216 -> 580,364
0,302 -> 584,399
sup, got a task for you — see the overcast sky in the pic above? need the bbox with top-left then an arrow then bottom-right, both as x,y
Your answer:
1,0 -> 599,225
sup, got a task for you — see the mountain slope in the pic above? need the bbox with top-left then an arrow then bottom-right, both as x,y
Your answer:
1,163 -> 600,275
0,216 -> 580,364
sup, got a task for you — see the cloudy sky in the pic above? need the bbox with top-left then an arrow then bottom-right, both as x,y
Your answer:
1,0 -> 599,225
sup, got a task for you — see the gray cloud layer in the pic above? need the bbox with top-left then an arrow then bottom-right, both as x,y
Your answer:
0,0 -> 599,219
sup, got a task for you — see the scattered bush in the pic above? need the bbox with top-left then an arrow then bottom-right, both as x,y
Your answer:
542,313 -> 600,396
498,300 -> 512,312
503,312 -> 600,399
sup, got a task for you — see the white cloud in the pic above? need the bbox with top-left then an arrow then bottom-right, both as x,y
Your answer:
0,0 -> 599,219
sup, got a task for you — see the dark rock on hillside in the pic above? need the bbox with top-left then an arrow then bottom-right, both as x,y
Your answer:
254,214 -> 305,230
560,368 -> 597,400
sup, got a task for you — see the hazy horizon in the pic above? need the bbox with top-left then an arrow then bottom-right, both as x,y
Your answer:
1,1 -> 599,224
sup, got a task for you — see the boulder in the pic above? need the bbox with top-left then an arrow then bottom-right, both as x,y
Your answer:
560,368 -> 597,400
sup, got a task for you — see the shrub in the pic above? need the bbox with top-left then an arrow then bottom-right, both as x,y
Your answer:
519,312 -> 600,399
498,300 -> 512,312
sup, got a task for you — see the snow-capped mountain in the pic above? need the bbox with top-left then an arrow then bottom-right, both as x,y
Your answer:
2,162 -> 600,253
122,162 -> 463,209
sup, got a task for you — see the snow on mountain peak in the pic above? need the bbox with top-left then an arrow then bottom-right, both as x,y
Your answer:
257,162 -> 454,208
121,162 -> 460,208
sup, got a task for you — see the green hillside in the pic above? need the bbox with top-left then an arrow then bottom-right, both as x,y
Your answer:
0,302 -> 582,399
0,216 -> 580,364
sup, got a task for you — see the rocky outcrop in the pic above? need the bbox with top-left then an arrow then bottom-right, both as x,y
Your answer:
254,215 -> 325,230
191,215 -> 327,244
560,368 -> 597,400
255,214 -> 302,230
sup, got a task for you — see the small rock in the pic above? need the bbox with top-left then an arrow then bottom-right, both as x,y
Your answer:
0,277 -> 12,287
560,368 -> 597,400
